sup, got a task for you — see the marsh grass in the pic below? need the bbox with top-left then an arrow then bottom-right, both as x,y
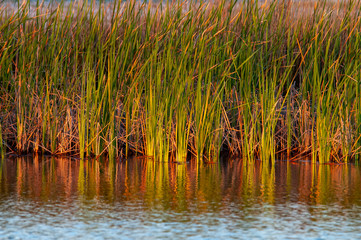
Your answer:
1,0 -> 361,163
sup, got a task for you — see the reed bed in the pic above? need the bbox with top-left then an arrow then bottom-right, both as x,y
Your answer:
1,0 -> 361,164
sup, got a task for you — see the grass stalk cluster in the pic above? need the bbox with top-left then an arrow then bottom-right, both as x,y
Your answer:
1,0 -> 361,163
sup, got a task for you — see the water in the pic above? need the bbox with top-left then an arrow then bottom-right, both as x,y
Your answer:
1,157 -> 361,239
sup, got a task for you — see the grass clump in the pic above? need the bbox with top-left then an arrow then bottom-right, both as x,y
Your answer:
1,0 -> 361,164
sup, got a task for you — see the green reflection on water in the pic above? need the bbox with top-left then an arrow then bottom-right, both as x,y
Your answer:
1,157 -> 361,209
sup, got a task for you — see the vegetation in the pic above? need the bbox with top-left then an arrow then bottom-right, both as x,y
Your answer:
1,0 -> 361,164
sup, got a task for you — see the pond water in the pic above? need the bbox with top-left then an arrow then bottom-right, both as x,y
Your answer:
1,156 -> 361,239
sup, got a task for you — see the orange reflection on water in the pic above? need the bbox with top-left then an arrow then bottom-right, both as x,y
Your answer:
1,157 -> 361,209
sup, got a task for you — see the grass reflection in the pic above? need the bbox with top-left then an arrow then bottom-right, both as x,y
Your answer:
0,157 -> 361,210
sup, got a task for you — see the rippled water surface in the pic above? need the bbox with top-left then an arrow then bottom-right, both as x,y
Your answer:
1,157 -> 361,239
